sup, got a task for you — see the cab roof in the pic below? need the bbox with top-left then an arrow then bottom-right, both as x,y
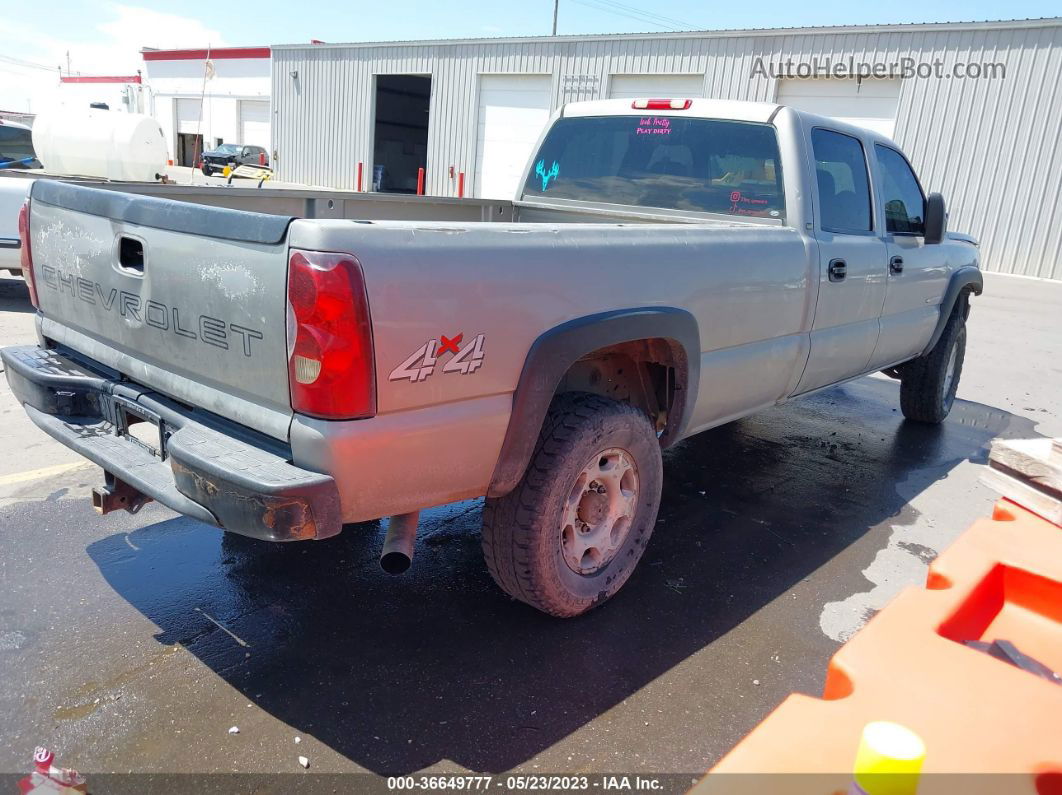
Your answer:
559,96 -> 900,146
561,98 -> 780,123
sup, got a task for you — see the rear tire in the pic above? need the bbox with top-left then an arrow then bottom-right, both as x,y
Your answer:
481,393 -> 663,617
899,305 -> 967,423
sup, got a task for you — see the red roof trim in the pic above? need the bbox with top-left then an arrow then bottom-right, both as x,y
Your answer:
60,75 -> 142,84
141,47 -> 270,61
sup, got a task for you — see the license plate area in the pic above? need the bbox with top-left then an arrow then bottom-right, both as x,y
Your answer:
112,396 -> 168,460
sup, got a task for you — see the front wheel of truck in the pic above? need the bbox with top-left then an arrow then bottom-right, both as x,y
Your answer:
481,392 -> 662,617
899,305 -> 967,424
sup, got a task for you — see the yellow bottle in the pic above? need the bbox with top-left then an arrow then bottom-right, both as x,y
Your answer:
850,721 -> 927,795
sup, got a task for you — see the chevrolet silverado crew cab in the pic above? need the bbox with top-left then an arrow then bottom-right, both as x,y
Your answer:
2,98 -> 981,617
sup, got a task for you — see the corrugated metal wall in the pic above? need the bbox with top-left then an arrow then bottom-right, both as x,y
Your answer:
272,20 -> 1062,279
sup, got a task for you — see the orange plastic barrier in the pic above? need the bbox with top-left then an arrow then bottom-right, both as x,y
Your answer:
696,499 -> 1062,795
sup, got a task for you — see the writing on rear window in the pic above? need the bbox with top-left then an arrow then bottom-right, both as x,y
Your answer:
729,190 -> 771,215
522,116 -> 785,220
636,117 -> 672,135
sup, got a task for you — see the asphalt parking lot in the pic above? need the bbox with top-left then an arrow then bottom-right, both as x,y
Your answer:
0,271 -> 1059,782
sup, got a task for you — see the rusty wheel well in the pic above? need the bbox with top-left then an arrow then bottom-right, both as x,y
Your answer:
553,338 -> 685,445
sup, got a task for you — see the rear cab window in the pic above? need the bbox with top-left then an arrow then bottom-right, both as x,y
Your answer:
811,128 -> 873,234
521,115 -> 786,221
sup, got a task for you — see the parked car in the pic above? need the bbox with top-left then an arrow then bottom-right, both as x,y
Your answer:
0,120 -> 42,171
4,98 -> 982,617
200,143 -> 268,175
0,175 -> 33,275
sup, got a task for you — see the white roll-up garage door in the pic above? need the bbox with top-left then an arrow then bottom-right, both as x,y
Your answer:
175,98 -> 203,135
775,78 -> 901,137
239,100 -> 270,148
475,75 -> 553,199
608,74 -> 704,99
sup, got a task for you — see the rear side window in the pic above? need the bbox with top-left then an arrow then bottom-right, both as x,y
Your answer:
811,128 -> 872,234
521,116 -> 785,220
875,145 -> 926,235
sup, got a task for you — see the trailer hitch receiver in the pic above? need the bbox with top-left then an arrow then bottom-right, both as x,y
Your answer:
92,471 -> 153,515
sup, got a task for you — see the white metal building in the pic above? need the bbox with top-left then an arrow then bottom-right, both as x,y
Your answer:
55,75 -> 146,114
141,46 -> 271,167
271,18 -> 1062,279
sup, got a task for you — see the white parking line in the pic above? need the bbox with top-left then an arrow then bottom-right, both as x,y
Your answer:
194,607 -> 250,648
0,461 -> 93,487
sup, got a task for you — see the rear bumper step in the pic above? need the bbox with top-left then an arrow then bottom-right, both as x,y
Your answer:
2,345 -> 341,541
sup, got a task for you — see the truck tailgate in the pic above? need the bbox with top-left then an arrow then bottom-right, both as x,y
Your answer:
28,180 -> 295,441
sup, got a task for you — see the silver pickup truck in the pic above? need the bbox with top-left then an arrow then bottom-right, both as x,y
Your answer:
2,98 -> 982,617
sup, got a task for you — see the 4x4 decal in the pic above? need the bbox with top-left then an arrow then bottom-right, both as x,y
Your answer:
389,333 -> 485,382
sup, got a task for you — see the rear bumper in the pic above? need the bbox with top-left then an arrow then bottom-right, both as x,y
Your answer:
1,344 -> 342,541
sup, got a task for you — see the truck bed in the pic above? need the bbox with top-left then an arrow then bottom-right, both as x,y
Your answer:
16,175 -> 808,526
1,171 -> 776,228
0,171 -> 515,223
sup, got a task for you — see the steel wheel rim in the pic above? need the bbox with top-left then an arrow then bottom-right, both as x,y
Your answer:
561,447 -> 639,575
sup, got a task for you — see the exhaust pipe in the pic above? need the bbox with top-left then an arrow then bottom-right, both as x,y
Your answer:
380,511 -> 420,574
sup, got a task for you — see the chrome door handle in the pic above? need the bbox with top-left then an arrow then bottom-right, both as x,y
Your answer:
828,258 -> 847,282
889,255 -> 904,273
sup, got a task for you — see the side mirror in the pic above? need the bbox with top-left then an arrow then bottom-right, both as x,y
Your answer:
925,192 -> 947,244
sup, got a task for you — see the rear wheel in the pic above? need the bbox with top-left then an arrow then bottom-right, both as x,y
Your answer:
481,393 -> 662,617
899,305 -> 967,423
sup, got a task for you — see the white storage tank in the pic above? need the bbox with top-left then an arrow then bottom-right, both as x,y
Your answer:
31,109 -> 167,182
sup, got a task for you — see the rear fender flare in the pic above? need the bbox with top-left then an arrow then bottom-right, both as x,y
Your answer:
487,307 -> 700,498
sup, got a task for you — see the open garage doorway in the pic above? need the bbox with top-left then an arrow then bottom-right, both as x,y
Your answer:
372,75 -> 431,193
176,133 -> 204,168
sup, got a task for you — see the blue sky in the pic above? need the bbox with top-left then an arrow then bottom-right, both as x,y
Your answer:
1,0 -> 1058,110
15,0 -> 1062,47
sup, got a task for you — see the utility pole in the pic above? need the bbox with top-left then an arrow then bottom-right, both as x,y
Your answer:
65,50 -> 70,77
552,0 -> 559,35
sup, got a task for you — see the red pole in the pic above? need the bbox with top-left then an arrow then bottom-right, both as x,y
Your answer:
457,171 -> 465,198
356,162 -> 363,192
416,167 -> 425,196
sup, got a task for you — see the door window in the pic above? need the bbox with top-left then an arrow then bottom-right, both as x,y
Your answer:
875,145 -> 926,235
811,128 -> 872,234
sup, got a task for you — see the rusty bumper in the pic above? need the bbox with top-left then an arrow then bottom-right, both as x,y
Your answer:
2,344 -> 341,541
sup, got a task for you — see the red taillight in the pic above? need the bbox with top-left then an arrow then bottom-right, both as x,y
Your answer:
631,98 -> 692,110
18,201 -> 39,308
286,249 -> 375,419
